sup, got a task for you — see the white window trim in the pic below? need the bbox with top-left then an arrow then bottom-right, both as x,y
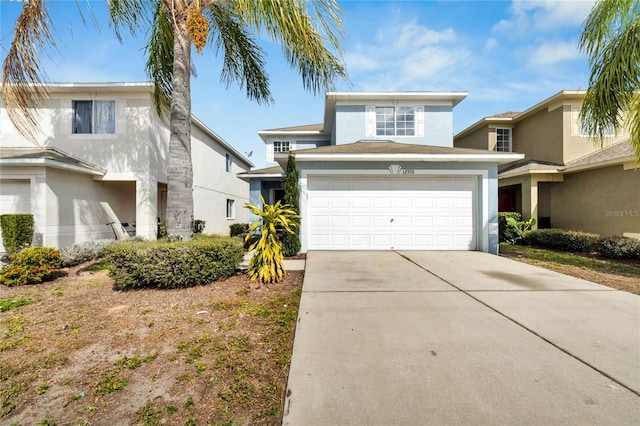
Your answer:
267,140 -> 295,163
366,105 -> 424,137
62,99 -> 125,137
226,153 -> 232,173
226,199 -> 235,219
571,106 -> 614,137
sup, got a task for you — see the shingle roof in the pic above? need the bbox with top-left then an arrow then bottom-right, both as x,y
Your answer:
262,123 -> 324,132
565,139 -> 634,168
0,147 -> 105,174
238,165 -> 284,175
291,140 -> 504,155
491,111 -> 520,118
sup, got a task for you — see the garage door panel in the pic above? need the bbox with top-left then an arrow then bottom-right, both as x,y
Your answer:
330,215 -> 350,227
352,234 -> 371,246
307,177 -> 476,250
330,197 -> 350,209
351,197 -> 371,209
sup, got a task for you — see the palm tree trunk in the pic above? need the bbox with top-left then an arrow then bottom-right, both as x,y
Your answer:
166,6 -> 194,240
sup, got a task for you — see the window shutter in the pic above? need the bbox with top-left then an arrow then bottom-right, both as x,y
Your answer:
60,100 -> 72,135
267,141 -> 274,163
570,106 -> 581,136
365,106 -> 375,137
415,106 -> 424,137
115,100 -> 126,134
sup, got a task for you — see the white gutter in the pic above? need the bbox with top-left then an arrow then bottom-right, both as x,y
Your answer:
287,153 -> 524,164
0,158 -> 106,176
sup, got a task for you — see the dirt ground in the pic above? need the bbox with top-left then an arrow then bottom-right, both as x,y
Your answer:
0,265 -> 304,425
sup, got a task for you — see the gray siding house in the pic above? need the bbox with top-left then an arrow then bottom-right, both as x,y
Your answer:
240,92 -> 522,254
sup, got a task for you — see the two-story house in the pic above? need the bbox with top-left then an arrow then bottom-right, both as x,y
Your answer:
454,91 -> 638,239
240,92 -> 522,254
0,82 -> 253,251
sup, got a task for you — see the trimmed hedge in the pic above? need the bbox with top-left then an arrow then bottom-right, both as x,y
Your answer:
229,223 -> 249,237
522,228 -> 600,253
60,239 -> 116,267
498,212 -> 522,243
0,214 -> 34,253
596,236 -> 640,259
105,236 -> 244,290
0,247 -> 61,287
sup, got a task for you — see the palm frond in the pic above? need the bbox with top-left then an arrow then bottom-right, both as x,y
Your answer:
1,0 -> 54,142
233,0 -> 348,95
206,2 -> 272,104
107,0 -> 154,41
145,2 -> 175,118
579,0 -> 640,156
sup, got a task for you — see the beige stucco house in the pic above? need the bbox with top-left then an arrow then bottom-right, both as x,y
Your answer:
0,82 -> 252,251
454,91 -> 638,238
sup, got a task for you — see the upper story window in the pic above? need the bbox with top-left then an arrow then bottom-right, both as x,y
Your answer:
366,105 -> 424,137
571,106 -> 614,137
72,100 -> 116,134
495,128 -> 512,152
226,153 -> 232,172
273,140 -> 290,153
376,106 -> 415,136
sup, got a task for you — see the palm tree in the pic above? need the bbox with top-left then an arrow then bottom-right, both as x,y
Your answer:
2,0 -> 347,240
579,0 -> 640,162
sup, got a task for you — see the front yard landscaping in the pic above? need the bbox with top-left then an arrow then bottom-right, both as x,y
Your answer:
0,263 -> 303,425
499,243 -> 640,295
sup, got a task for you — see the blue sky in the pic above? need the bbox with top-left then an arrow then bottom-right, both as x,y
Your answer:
0,0 -> 595,168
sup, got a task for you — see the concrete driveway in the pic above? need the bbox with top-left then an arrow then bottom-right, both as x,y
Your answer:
282,251 -> 640,425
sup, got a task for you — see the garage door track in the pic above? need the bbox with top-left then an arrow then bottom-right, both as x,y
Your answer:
282,251 -> 640,425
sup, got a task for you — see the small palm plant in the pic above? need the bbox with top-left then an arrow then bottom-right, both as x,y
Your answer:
244,197 -> 301,284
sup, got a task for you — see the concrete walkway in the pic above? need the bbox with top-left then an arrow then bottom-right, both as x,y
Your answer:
282,251 -> 640,425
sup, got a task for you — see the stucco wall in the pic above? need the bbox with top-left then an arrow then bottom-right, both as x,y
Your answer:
191,124 -> 250,235
455,127 -> 491,150
334,104 -> 454,147
45,168 -> 135,248
512,107 -> 564,164
549,165 -> 639,237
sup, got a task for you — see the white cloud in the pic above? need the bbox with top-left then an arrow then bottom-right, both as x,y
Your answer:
527,40 -> 581,67
484,38 -> 498,52
493,0 -> 596,36
344,20 -> 470,90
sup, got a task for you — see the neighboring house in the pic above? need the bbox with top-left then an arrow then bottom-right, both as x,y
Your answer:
0,82 -> 252,251
454,90 -> 638,239
240,92 -> 522,254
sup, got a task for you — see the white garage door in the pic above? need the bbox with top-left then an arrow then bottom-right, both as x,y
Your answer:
0,179 -> 31,215
307,177 -> 476,250
0,179 -> 32,252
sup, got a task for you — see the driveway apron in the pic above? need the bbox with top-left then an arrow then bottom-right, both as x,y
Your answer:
282,251 -> 640,426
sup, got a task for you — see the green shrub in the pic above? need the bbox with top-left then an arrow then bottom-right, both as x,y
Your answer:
60,239 -> 115,267
596,236 -> 640,259
498,212 -> 522,243
229,223 -> 249,237
282,155 -> 301,257
104,236 -> 243,290
0,214 -> 34,253
158,221 -> 168,239
0,247 -> 62,287
523,228 -> 599,252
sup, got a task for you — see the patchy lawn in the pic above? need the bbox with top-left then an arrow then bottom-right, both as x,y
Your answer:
0,263 -> 303,425
499,244 -> 640,295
